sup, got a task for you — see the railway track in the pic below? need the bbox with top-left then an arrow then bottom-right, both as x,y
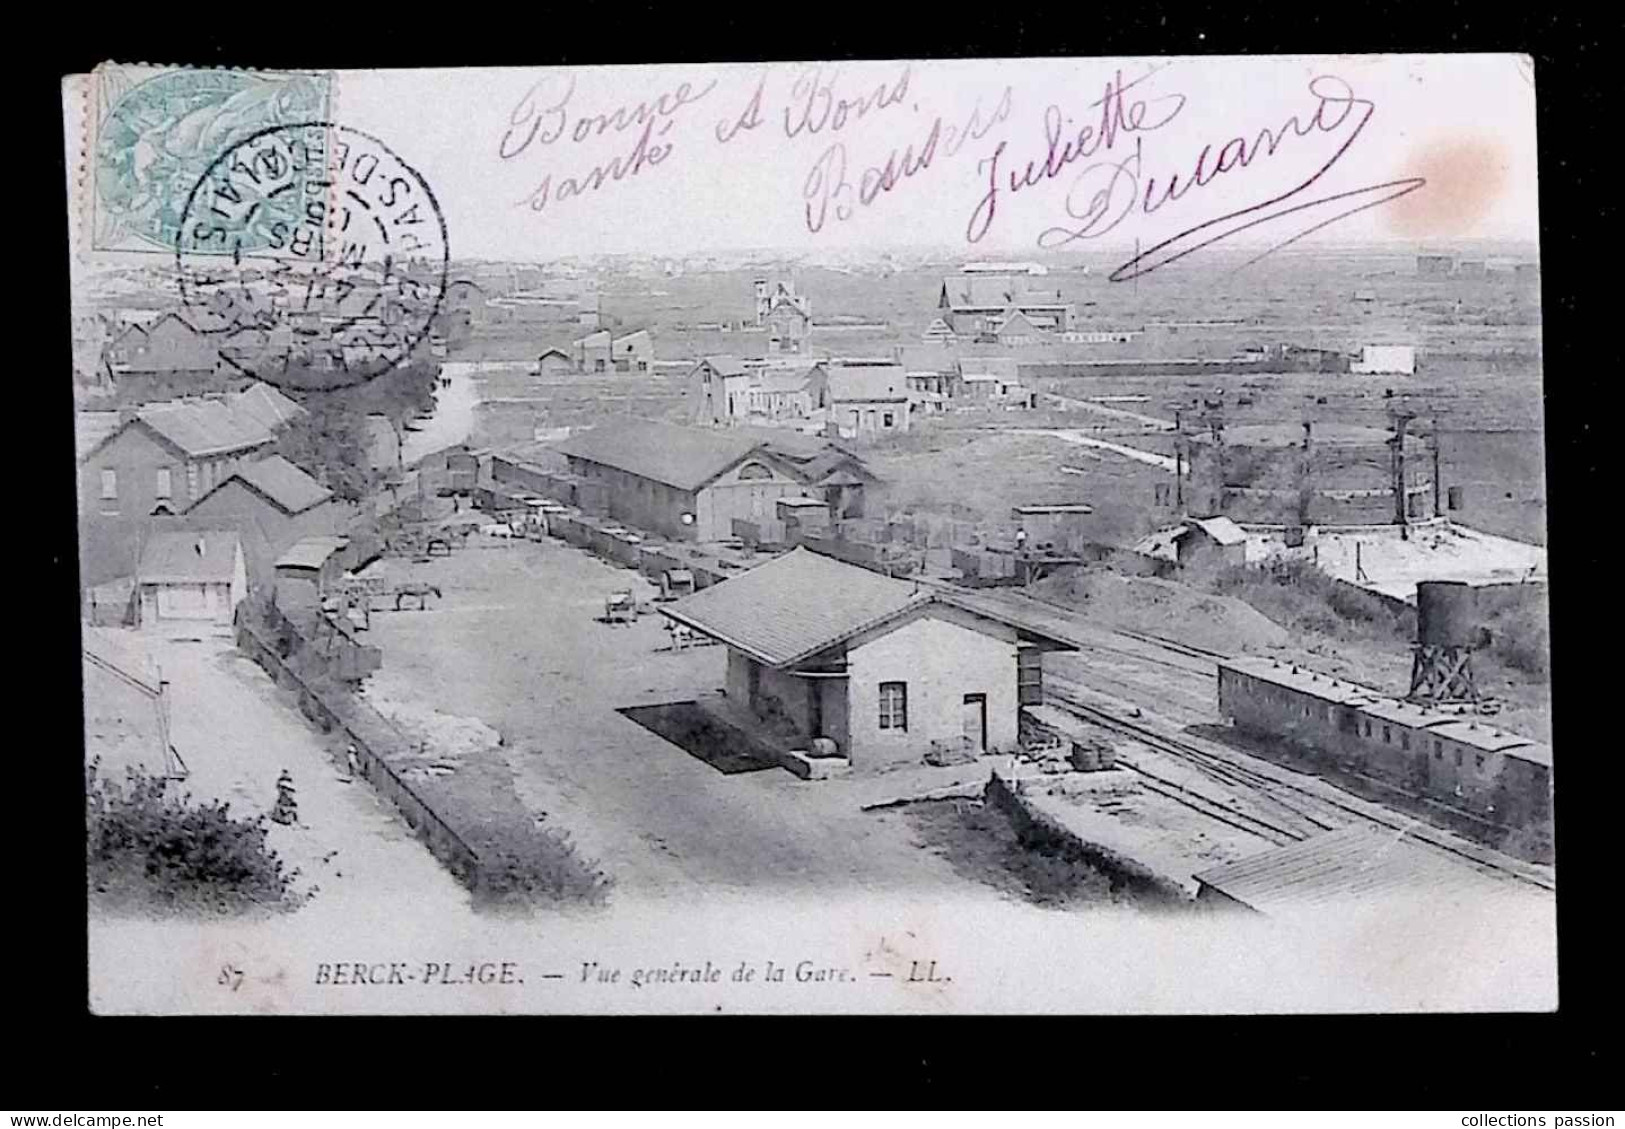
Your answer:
1045,675 -> 1555,893
925,574 -> 1553,892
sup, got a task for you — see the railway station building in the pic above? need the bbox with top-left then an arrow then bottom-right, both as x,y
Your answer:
661,547 -> 1077,773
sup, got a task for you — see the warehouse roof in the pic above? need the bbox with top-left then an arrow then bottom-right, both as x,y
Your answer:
138,530 -> 242,584
1193,825 -> 1520,917
275,536 -> 349,571
1178,516 -> 1248,546
940,275 -> 1065,308
553,419 -> 768,491
136,399 -> 277,458
229,382 -> 305,431
202,455 -> 333,515
696,355 -> 748,377
958,357 -> 1020,380
826,363 -> 908,402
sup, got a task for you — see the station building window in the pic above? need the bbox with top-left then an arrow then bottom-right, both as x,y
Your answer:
878,682 -> 908,732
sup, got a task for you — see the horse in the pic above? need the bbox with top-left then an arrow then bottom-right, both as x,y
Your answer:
394,583 -> 443,611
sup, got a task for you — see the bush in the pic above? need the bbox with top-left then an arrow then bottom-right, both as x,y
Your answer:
468,822 -> 612,913
86,759 -> 303,917
1487,602 -> 1550,680
1207,558 -> 1413,644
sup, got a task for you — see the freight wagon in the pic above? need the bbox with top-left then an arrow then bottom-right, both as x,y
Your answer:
1217,655 -> 1551,828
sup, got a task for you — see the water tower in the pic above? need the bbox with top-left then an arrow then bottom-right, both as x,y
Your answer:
1408,580 -> 1480,703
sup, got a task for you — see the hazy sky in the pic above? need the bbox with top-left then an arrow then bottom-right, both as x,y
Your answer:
67,54 -> 1540,265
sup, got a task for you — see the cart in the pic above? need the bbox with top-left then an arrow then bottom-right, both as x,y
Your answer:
658,569 -> 696,601
604,590 -> 638,624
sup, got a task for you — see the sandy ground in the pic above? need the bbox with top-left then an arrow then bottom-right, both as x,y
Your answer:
361,534 -> 1009,902
84,630 -> 470,924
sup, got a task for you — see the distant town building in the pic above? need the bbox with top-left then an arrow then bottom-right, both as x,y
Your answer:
1456,259 -> 1486,277
535,347 -> 574,376
920,317 -> 959,344
1352,345 -> 1417,375
573,329 -> 613,373
825,363 -> 911,436
107,312 -> 221,376
938,275 -> 1074,337
990,308 -> 1050,346
961,261 -> 1049,275
1416,254 -> 1455,276
743,366 -> 827,423
756,279 -> 812,354
957,357 -> 1022,404
611,329 -> 655,374
688,355 -> 754,425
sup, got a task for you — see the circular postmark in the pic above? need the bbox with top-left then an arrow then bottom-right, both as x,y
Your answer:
176,121 -> 449,390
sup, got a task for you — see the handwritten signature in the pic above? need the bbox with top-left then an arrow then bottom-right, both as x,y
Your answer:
502,73 -> 718,213
969,72 -> 1426,279
803,86 -> 1013,234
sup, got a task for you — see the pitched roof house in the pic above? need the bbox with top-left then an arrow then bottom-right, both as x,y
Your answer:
134,530 -> 249,631
662,547 -> 1077,772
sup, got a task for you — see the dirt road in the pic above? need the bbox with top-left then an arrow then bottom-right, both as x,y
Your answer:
363,537 -> 1001,901
87,633 -> 470,921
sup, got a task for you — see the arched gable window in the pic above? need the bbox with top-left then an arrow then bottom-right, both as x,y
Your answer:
737,461 -> 773,481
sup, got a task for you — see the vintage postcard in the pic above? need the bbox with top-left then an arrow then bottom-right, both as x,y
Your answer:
68,55 -> 1554,1015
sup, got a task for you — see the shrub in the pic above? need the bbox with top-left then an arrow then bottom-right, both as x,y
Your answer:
86,759 -> 302,917
468,822 -> 612,912
1207,559 -> 1413,644
1487,602 -> 1551,681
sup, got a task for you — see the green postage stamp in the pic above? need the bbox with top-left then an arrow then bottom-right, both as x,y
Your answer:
89,63 -> 334,253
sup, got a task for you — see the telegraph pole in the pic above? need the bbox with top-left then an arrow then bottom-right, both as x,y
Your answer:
1390,407 -> 1415,540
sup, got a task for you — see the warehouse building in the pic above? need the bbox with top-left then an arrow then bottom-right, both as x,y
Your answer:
182,454 -> 351,590
661,547 -> 1078,773
554,419 -> 810,542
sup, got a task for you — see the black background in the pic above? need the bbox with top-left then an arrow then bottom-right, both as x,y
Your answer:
17,5 -> 1611,1108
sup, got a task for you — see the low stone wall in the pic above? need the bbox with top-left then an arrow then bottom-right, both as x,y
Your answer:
236,617 -> 481,887
985,767 -> 1191,904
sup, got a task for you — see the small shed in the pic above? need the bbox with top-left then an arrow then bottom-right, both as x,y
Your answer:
1013,503 -> 1094,549
273,535 -> 350,618
135,531 -> 248,631
1174,516 -> 1247,570
536,347 -> 574,376
777,494 -> 832,536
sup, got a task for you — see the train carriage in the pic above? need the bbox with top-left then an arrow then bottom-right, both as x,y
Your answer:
1217,656 -> 1551,829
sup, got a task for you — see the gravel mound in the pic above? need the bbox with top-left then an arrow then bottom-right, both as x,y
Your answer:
1034,567 -> 1290,654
